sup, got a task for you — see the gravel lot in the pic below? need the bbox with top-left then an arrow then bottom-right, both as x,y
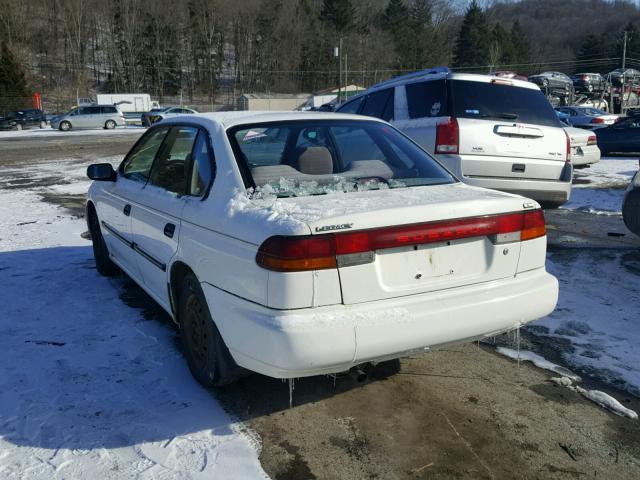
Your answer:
0,130 -> 638,479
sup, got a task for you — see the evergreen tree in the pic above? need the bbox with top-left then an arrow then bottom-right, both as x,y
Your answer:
320,0 -> 356,34
0,42 -> 30,113
453,1 -> 490,71
381,0 -> 412,69
408,0 -> 435,69
510,20 -> 530,68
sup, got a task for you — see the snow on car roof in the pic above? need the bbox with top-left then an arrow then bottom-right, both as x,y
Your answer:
159,111 -> 384,130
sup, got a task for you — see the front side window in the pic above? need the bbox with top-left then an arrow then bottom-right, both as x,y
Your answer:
337,96 -> 364,114
149,126 -> 198,194
230,120 -> 455,198
360,89 -> 394,121
121,127 -> 170,182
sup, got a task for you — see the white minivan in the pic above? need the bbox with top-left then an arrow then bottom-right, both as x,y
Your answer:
337,68 -> 573,207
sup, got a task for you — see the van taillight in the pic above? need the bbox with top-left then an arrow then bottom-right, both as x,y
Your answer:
256,210 -> 547,272
435,117 -> 459,154
565,130 -> 571,162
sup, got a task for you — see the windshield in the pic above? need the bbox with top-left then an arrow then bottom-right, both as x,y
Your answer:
229,120 -> 455,198
450,80 -> 561,127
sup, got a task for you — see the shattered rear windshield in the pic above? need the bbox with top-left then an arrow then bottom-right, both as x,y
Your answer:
228,120 -> 455,198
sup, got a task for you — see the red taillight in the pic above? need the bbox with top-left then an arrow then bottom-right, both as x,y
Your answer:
435,117 -> 459,154
591,117 -> 605,124
565,130 -> 571,162
587,135 -> 597,146
256,210 -> 547,272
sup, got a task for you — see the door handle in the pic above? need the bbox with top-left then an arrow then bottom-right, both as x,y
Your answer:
164,223 -> 176,238
123,204 -> 131,216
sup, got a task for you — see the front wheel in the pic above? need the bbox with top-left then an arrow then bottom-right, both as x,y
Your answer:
59,121 -> 71,131
88,208 -> 119,276
179,273 -> 238,387
105,119 -> 116,130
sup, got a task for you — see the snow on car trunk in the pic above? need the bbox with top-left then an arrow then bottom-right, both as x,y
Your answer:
293,183 -> 539,304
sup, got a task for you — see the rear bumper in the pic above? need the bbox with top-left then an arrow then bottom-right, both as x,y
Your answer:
202,268 -> 559,378
462,173 -> 572,204
571,145 -> 600,166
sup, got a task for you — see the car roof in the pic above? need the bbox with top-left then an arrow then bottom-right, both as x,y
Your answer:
159,111 -> 385,130
365,71 -> 537,92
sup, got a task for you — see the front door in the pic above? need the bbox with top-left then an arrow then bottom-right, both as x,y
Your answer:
98,126 -> 171,282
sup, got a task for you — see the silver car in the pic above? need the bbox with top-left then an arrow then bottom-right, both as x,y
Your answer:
555,106 -> 619,129
51,105 -> 126,131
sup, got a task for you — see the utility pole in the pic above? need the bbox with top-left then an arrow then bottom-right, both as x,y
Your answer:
622,31 -> 628,69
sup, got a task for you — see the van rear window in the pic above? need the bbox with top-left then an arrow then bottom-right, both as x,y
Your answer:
450,80 -> 561,128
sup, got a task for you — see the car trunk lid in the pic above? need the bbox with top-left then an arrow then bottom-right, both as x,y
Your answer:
296,185 -> 538,305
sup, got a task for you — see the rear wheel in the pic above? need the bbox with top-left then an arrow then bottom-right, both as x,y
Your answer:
88,207 -> 119,276
105,119 -> 116,130
179,273 -> 238,387
59,121 -> 71,131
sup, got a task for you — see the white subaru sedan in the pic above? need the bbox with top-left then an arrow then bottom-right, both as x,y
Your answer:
86,112 -> 559,386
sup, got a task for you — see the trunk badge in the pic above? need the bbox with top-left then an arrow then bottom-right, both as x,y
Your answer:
315,223 -> 353,232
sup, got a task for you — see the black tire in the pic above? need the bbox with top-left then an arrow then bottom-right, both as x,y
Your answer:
622,188 -> 640,236
178,273 -> 238,387
105,119 -> 116,130
88,208 -> 119,277
59,121 -> 71,131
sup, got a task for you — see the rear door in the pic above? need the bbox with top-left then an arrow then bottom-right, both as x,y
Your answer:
450,79 -> 567,181
130,125 -> 199,305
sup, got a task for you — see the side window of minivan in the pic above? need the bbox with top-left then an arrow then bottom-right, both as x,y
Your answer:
87,106 -> 102,114
405,80 -> 447,119
101,106 -> 117,114
360,89 -> 394,121
121,127 -> 170,183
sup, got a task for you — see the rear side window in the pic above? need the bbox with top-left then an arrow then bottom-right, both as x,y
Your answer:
405,80 -> 447,119
87,106 -> 102,114
450,80 -> 561,128
121,127 -> 170,182
149,126 -> 198,195
189,131 -> 214,196
360,89 -> 394,121
101,106 -> 117,114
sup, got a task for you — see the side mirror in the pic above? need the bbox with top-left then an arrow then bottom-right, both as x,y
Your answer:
87,163 -> 116,181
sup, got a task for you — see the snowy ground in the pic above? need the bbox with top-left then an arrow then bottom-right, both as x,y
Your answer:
0,161 -> 266,478
530,156 -> 640,396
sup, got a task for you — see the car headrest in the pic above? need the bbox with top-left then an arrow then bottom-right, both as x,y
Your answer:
297,146 -> 333,175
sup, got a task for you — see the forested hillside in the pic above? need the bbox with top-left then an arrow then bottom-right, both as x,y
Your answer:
1,0 -> 639,111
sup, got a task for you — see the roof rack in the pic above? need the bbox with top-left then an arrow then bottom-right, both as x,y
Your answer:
370,67 -> 450,90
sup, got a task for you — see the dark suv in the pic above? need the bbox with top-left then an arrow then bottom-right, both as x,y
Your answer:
0,109 -> 47,130
571,73 -> 609,94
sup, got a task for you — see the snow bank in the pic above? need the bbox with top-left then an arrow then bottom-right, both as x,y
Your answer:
496,349 -> 637,420
0,126 -> 144,140
496,347 -> 581,381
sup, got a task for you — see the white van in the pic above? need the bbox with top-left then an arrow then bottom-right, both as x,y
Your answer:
337,68 -> 572,207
